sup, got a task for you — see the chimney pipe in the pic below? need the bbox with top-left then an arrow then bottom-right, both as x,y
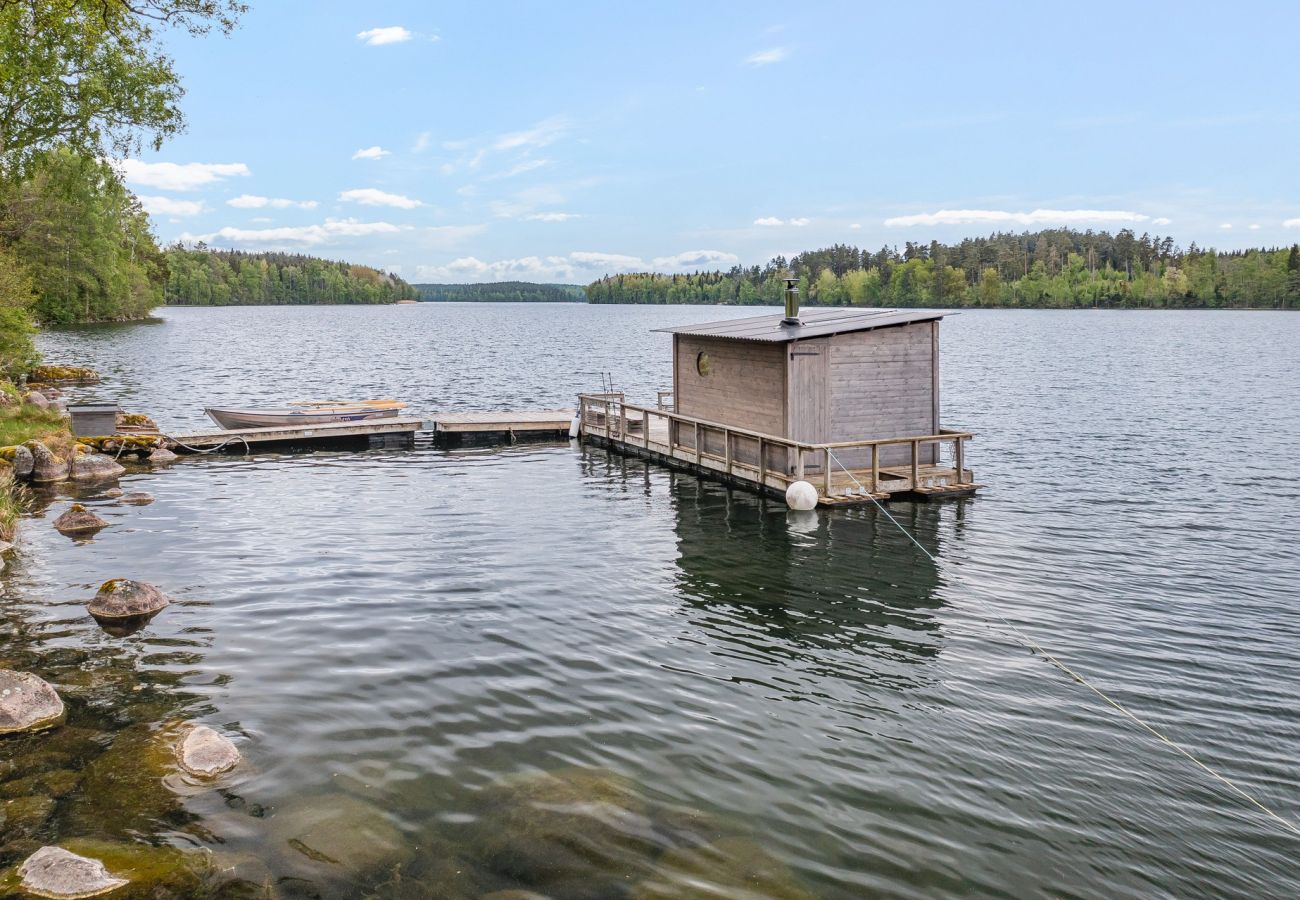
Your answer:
782,277 -> 801,326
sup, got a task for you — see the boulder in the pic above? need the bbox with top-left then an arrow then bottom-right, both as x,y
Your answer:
16,846 -> 129,898
147,447 -> 178,465
53,504 -> 107,535
0,769 -> 81,800
29,365 -> 100,385
8,446 -> 33,480
21,391 -> 49,410
100,488 -> 123,499
0,670 -> 65,735
267,794 -> 410,876
121,491 -> 154,506
631,838 -> 816,900
70,453 -> 125,482
176,725 -> 240,778
86,579 -> 169,622
26,442 -> 68,483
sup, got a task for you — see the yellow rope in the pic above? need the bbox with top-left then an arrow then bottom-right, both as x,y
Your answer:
823,448 -> 1300,840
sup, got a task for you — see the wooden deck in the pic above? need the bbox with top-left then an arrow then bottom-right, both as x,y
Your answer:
168,416 -> 424,452
579,393 -> 979,506
427,409 -> 574,447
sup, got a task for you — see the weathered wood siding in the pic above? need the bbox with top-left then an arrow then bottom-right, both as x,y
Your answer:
785,338 -> 830,443
674,335 -> 786,464
827,321 -> 938,466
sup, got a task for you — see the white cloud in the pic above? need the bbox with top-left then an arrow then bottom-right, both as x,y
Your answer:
849,223 -> 862,230
1219,223 -> 1233,230
1249,223 -> 1261,230
525,212 -> 580,222
1152,217 -> 1173,225
357,26 -> 412,46
227,194 -> 317,210
746,47 -> 789,66
352,145 -> 391,160
488,159 -> 551,180
651,250 -> 740,269
754,216 -> 809,227
339,188 -> 422,209
754,216 -> 784,226
412,131 -> 432,153
493,118 -> 568,152
1284,218 -> 1300,228
884,208 -> 1156,227
789,217 -> 810,226
118,160 -> 249,191
250,216 -> 273,223
181,218 -> 403,247
138,195 -> 205,217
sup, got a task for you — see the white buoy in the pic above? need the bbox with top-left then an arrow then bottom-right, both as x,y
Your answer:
785,480 -> 818,510
568,414 -> 581,439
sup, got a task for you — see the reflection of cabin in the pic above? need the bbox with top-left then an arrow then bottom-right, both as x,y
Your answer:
656,307 -> 945,468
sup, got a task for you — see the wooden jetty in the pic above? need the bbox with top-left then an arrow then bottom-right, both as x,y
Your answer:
427,410 -> 573,447
168,416 -> 425,453
578,287 -> 981,506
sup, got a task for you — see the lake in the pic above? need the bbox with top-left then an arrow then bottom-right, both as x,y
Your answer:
5,303 -> 1298,897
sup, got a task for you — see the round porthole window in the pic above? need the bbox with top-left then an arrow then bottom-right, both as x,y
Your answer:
696,352 -> 712,376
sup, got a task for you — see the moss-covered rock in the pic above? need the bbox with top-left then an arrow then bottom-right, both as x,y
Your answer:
2,839 -> 214,899
0,795 -> 56,842
69,453 -> 125,482
62,724 -> 187,840
87,580 -> 169,622
25,442 -> 68,483
0,769 -> 81,801
265,793 -> 410,879
29,366 -> 100,385
120,492 -> 153,506
174,726 -> 240,778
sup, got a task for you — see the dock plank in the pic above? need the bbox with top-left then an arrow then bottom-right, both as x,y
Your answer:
170,416 -> 425,450
429,410 -> 573,433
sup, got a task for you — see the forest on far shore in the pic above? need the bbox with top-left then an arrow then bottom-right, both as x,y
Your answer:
585,229 -> 1300,309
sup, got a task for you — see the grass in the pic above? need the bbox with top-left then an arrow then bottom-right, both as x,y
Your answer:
0,399 -> 74,541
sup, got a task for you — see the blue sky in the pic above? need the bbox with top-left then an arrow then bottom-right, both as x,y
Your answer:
123,1 -> 1300,283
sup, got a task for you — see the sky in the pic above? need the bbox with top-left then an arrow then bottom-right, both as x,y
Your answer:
125,0 -> 1300,283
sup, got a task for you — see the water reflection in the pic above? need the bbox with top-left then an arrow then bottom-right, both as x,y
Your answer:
666,472 -> 950,689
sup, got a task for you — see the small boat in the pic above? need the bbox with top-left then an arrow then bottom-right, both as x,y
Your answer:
204,400 -> 406,430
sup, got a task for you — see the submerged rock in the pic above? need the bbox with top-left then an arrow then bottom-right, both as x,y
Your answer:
100,488 -> 123,499
70,453 -> 125,482
86,579 -> 169,622
631,837 -> 816,900
0,670 -> 65,735
175,725 -> 240,778
1,795 -> 56,841
147,448 -> 177,465
0,769 -> 82,800
53,504 -> 108,535
471,767 -> 658,891
267,793 -> 409,876
120,492 -> 154,506
16,846 -> 129,899
26,442 -> 68,483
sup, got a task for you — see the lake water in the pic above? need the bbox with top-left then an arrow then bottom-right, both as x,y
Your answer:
5,303 -> 1298,897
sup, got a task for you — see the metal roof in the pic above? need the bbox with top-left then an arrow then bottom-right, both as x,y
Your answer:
652,307 -> 949,343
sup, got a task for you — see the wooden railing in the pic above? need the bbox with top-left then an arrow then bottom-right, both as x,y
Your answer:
578,393 -> 973,497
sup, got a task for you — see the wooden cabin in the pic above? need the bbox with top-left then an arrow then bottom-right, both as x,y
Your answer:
655,306 -> 947,469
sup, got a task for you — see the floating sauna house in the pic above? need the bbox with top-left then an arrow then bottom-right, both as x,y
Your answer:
578,282 -> 979,505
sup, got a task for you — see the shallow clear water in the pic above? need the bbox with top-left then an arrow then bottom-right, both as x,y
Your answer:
5,304 -> 1299,897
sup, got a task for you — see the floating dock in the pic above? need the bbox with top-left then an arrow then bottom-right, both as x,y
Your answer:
168,416 -> 425,453
427,410 -> 573,447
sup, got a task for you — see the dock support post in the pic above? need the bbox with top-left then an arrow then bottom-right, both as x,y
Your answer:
871,445 -> 879,494
643,410 -> 650,449
911,439 -> 920,488
796,447 -> 805,481
823,447 -> 832,497
955,435 -> 965,484
759,437 -> 767,487
694,422 -> 701,464
603,398 -> 612,440
725,429 -> 733,475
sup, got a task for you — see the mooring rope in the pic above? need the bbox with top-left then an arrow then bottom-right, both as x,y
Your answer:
159,433 -> 252,456
823,448 -> 1300,840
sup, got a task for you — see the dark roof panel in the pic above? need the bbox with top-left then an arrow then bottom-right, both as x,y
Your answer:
652,307 -> 948,342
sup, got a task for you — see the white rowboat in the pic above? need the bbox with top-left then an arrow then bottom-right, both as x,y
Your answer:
205,401 -> 406,430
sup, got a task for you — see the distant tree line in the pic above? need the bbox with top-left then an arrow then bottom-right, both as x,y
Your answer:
586,229 -> 1300,309
413,281 -> 586,302
165,247 -> 418,306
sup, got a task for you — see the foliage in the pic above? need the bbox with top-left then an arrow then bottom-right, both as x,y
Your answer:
413,281 -> 586,302
0,244 -> 38,374
165,246 -> 419,305
0,399 -> 67,448
586,230 -> 1300,310
0,149 -> 165,323
0,0 -> 245,178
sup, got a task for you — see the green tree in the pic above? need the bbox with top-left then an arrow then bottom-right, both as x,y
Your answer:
0,244 -> 38,374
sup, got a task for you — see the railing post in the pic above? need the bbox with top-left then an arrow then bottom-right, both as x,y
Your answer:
694,422 -> 701,464
796,446 -> 805,481
823,447 -> 832,497
758,436 -> 767,486
871,444 -> 879,494
725,429 -> 733,475
643,409 -> 650,449
911,439 -> 920,487
619,399 -> 626,443
955,435 -> 965,484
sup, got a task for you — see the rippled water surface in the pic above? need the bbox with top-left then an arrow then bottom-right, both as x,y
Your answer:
6,304 -> 1299,897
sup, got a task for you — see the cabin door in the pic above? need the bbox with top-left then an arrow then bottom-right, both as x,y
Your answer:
786,339 -> 829,472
